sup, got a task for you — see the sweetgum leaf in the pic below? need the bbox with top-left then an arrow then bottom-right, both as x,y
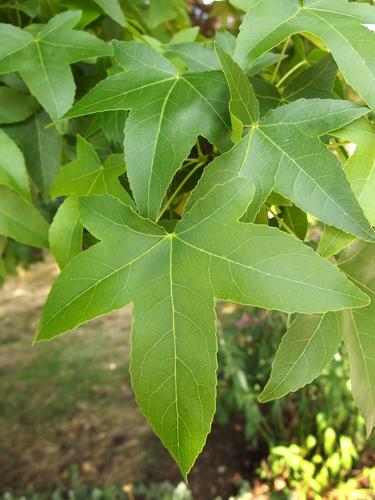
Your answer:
36,177 -> 368,477
164,43 -> 221,73
0,86 -> 39,125
51,135 -> 132,205
65,41 -> 231,220
187,98 -> 374,240
0,130 -> 31,203
49,196 -> 82,269
93,0 -> 126,26
49,136 -> 133,268
282,54 -> 338,102
5,111 -> 62,201
260,312 -> 342,402
0,186 -> 49,248
340,242 -> 375,436
235,0 -> 375,109
215,44 -> 259,142
0,11 -> 111,121
318,226 -> 354,260
318,117 -> 375,258
332,118 -> 375,226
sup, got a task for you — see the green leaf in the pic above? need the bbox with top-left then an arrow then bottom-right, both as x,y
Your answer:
282,55 -> 338,102
188,98 -> 374,240
0,186 -> 49,248
215,44 -> 259,142
51,135 -> 132,205
164,43 -> 221,72
260,312 -> 342,402
318,117 -> 375,258
332,118 -> 375,226
145,0 -> 179,28
5,111 -> 62,201
0,86 -> 39,124
264,241 -> 375,435
229,0 -> 258,11
235,0 -> 375,109
49,136 -> 132,268
65,41 -> 231,220
49,196 -> 82,269
36,178 -> 368,476
280,205 -> 308,240
170,27 -> 199,45
318,226 -> 354,259
0,11 -> 112,120
340,241 -> 375,436
0,129 -> 31,203
93,0 -> 126,26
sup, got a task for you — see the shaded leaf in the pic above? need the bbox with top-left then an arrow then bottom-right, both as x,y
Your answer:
318,226 -> 354,259
216,43 -> 259,142
283,54 -> 338,102
49,196 -> 82,269
0,186 -> 49,248
0,129 -> 31,202
65,41 -> 231,219
0,86 -> 39,124
235,0 -> 375,109
5,111 -> 62,201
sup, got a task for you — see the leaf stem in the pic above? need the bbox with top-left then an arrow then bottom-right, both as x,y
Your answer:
156,161 -> 205,223
271,37 -> 290,84
267,206 -> 296,237
276,60 -> 307,89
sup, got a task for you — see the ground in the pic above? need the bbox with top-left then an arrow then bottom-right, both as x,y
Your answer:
0,257 -> 255,499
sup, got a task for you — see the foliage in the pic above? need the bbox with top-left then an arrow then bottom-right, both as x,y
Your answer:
0,0 -> 375,479
258,430 -> 375,499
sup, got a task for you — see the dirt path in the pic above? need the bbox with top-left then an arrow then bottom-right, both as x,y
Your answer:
0,258 -> 251,499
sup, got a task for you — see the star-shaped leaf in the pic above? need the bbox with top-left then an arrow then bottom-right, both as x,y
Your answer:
188,86 -> 374,240
235,0 -> 375,109
64,41 -> 232,220
36,176 -> 368,477
0,10 -> 112,121
49,135 -> 133,268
